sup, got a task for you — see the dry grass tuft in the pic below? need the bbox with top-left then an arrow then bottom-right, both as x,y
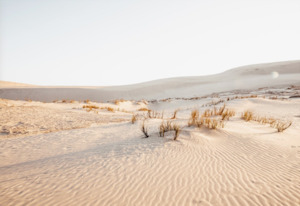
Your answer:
138,107 -> 149,111
107,107 -> 114,112
114,99 -> 126,105
84,99 -> 90,104
147,110 -> 164,119
131,114 -> 138,124
188,109 -> 199,126
241,110 -> 254,121
271,121 -> 292,132
172,124 -> 181,140
171,109 -> 179,119
141,120 -> 149,138
188,107 -> 227,129
83,105 -> 99,109
159,120 -> 181,140
221,109 -> 236,120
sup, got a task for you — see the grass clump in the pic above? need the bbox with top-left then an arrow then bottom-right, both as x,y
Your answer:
159,120 -> 181,140
241,110 -> 254,121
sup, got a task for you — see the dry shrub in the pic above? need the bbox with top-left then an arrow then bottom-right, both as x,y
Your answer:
84,99 -> 90,103
271,121 -> 292,132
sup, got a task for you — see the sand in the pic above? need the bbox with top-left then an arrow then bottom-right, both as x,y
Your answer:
0,60 -> 300,206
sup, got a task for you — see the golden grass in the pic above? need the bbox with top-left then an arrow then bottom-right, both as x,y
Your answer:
241,110 -> 292,132
221,109 -> 236,120
138,107 -> 149,111
171,109 -> 179,119
188,106 -> 229,129
114,99 -> 126,105
188,109 -> 199,127
241,110 -> 254,121
83,105 -> 99,109
159,120 -> 181,140
131,114 -> 137,124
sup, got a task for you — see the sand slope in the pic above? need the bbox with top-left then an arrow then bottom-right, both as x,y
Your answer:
1,95 -> 300,206
1,60 -> 300,102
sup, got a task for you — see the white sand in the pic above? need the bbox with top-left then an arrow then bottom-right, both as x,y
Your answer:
0,61 -> 300,205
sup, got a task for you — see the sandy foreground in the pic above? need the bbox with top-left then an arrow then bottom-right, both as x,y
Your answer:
0,61 -> 300,206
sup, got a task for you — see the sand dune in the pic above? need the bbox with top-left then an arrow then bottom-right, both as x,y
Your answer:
1,60 -> 300,102
1,60 -> 300,205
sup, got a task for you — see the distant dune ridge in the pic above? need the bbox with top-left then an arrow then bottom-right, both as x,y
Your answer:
1,60 -> 300,102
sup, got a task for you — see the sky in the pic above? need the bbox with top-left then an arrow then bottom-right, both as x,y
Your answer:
0,0 -> 300,86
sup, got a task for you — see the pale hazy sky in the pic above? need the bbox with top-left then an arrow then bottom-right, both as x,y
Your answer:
1,0 -> 300,86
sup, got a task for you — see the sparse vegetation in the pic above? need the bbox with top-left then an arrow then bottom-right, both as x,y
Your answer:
188,105 -> 231,129
241,110 -> 292,132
